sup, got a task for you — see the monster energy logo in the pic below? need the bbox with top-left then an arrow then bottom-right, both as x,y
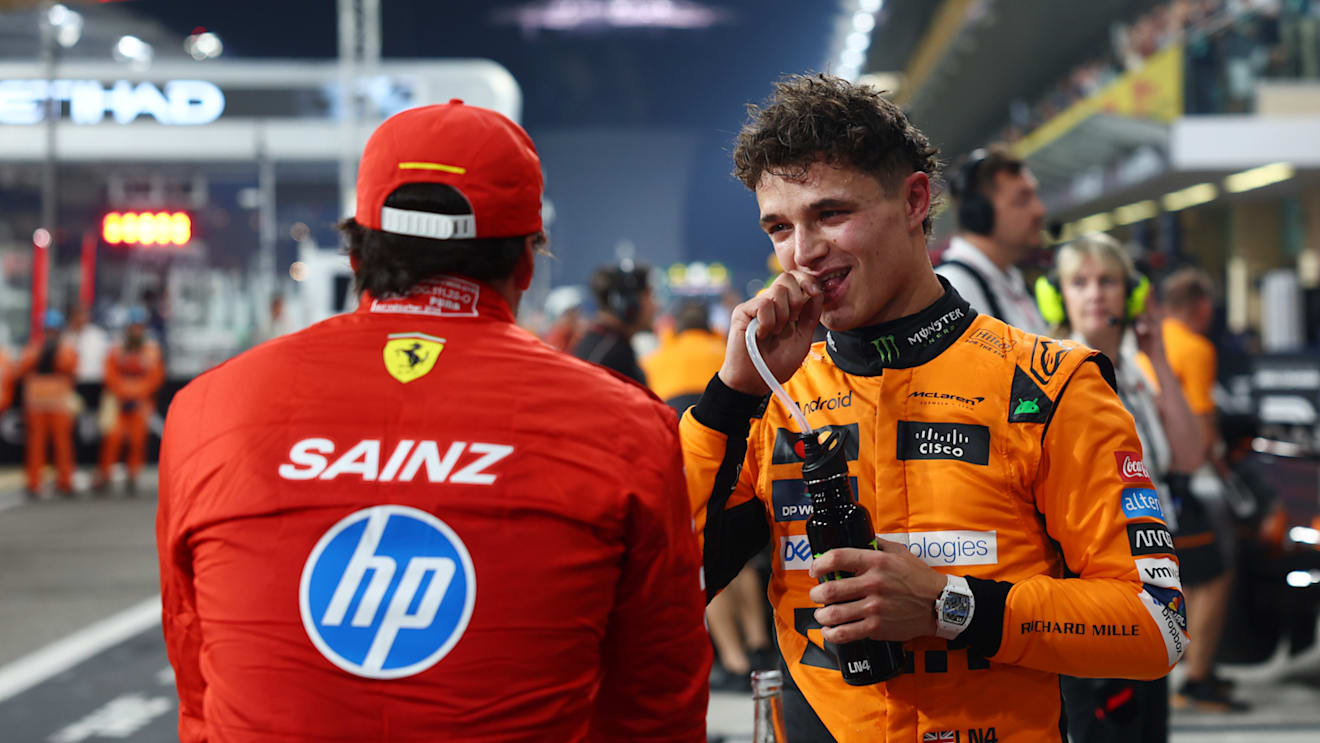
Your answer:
871,335 -> 899,363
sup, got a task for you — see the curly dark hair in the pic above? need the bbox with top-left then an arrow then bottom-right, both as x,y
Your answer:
339,183 -> 547,298
732,73 -> 942,235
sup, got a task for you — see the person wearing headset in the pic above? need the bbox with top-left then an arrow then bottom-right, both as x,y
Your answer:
937,145 -> 1051,335
574,262 -> 656,385
1037,233 -> 1233,738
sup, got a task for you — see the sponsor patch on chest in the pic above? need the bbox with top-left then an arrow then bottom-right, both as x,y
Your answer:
896,421 -> 990,465
876,530 -> 998,566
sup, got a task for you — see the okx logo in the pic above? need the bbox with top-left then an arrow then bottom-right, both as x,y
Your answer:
300,505 -> 476,679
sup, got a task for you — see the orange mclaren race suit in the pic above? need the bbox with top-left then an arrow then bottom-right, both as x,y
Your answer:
681,281 -> 1186,742
98,338 -> 165,485
158,275 -> 710,743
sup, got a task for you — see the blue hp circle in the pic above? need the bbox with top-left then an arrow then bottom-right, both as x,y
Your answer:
299,505 -> 476,679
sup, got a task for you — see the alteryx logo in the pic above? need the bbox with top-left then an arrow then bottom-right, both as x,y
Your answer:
1121,487 -> 1165,521
300,505 -> 476,679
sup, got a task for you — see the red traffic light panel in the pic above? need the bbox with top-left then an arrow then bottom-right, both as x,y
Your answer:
103,211 -> 192,246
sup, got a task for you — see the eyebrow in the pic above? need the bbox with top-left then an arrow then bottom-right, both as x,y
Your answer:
759,197 -> 856,228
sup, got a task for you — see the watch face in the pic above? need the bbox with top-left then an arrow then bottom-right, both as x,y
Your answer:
942,593 -> 972,626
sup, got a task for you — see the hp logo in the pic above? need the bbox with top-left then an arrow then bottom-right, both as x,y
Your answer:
299,505 -> 476,679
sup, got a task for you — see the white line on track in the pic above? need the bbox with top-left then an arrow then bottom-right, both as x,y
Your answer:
0,595 -> 162,704
0,491 -> 23,514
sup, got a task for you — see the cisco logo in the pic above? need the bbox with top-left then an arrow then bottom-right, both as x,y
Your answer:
300,505 -> 476,679
896,421 -> 990,465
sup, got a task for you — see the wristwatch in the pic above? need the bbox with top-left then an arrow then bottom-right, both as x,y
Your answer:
934,574 -> 975,640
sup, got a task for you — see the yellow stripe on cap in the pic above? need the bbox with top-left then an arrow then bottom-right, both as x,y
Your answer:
398,161 -> 466,174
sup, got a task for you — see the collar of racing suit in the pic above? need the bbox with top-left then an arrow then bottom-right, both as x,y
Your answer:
824,276 -> 975,376
356,274 -> 514,323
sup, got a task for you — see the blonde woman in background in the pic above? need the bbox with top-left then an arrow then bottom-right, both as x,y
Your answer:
1041,233 -> 1226,742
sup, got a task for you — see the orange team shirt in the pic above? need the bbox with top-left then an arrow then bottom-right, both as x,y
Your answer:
1134,318 -> 1216,415
641,329 -> 726,403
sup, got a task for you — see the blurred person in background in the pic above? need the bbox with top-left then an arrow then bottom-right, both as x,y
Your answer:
140,287 -> 168,362
94,319 -> 164,496
1139,266 -> 1248,711
544,305 -> 583,351
938,145 -> 1051,335
683,73 -> 1185,741
542,285 -> 587,352
1151,268 -> 1218,462
641,299 -> 727,413
157,101 -> 709,743
1041,233 -> 1209,740
573,262 -> 655,385
18,310 -> 79,498
0,343 -> 14,444
69,305 -> 110,458
68,305 -> 109,385
642,299 -> 773,689
711,286 -> 743,336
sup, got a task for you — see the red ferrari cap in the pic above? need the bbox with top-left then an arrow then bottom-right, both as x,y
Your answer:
354,99 -> 543,240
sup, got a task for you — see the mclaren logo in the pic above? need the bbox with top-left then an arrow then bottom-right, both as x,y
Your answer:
909,390 -> 985,407
384,332 -> 444,383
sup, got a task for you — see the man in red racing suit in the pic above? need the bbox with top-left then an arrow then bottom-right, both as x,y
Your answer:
157,101 -> 709,743
680,74 -> 1186,742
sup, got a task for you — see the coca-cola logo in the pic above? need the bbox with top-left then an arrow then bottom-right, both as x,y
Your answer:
1114,451 -> 1150,482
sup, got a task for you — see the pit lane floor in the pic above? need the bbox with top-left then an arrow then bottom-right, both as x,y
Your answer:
2,470 -> 1319,742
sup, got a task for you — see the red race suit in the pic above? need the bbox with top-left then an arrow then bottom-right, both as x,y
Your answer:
158,275 -> 710,743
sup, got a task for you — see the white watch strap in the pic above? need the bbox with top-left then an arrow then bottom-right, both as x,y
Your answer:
935,574 -> 974,640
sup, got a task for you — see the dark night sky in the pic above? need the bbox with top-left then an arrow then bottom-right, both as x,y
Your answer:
125,1 -> 835,129
115,0 -> 841,289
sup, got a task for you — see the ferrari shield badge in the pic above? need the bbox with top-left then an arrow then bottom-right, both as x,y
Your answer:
383,332 -> 444,383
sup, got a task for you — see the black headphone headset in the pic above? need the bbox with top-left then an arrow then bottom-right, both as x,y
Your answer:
951,148 -> 996,237
595,264 -> 647,325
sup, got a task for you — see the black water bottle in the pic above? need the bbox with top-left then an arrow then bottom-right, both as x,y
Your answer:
802,428 -> 905,685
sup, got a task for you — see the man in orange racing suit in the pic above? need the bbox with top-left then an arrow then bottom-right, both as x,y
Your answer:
96,320 -> 164,494
680,74 -> 1186,742
157,101 -> 709,743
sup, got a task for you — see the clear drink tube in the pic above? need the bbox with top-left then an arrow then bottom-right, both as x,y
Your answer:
745,317 -> 813,435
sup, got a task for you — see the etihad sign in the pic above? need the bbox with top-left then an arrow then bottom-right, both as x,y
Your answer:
0,79 -> 225,126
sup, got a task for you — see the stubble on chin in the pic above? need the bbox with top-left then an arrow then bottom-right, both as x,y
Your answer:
819,307 -> 851,333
